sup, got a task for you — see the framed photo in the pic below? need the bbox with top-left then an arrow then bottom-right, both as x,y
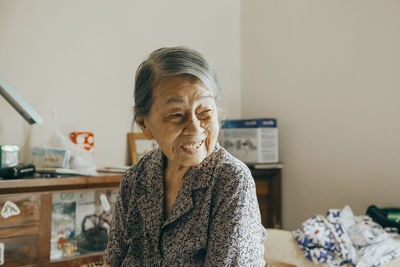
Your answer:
127,133 -> 158,164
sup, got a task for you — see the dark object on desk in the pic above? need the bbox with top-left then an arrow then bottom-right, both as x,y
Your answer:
367,205 -> 400,233
35,168 -> 82,178
0,164 -> 35,179
77,214 -> 110,252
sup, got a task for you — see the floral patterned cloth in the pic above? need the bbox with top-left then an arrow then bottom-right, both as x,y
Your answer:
104,143 -> 267,266
293,205 -> 400,267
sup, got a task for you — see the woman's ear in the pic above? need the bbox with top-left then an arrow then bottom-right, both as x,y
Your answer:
137,117 -> 154,139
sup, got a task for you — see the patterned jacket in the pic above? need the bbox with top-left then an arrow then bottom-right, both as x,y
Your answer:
104,143 -> 267,266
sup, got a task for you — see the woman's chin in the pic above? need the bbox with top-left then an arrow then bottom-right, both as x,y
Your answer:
167,142 -> 215,168
177,151 -> 208,167
180,156 -> 206,167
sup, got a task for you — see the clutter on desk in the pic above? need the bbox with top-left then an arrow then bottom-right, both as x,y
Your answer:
0,164 -> 35,179
0,144 -> 20,168
70,132 -> 94,151
0,107 -> 99,178
0,145 -> 38,179
221,118 -> 279,163
31,143 -> 96,176
32,147 -> 71,168
36,167 -> 97,176
97,166 -> 130,173
40,107 -> 97,176
43,130 -> 97,176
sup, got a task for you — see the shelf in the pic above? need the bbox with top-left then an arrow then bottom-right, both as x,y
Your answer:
0,173 -> 121,194
247,162 -> 284,169
48,252 -> 104,266
0,173 -> 121,266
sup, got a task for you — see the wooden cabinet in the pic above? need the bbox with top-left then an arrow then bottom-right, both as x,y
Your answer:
0,164 -> 282,266
248,163 -> 283,229
0,174 -> 120,267
0,193 -> 47,266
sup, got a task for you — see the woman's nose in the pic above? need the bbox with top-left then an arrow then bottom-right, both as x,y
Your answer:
183,116 -> 203,135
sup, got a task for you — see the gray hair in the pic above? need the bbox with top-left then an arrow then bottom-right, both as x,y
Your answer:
133,46 -> 221,122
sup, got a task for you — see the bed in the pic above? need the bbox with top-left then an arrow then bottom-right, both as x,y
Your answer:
264,228 -> 400,267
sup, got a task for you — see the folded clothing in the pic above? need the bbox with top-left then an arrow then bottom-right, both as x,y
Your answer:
293,205 -> 400,267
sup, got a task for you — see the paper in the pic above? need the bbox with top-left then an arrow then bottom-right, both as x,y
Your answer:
100,194 -> 110,212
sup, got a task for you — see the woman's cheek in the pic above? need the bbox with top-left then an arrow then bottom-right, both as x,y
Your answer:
204,121 -> 219,150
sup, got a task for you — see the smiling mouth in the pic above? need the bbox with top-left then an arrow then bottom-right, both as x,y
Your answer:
181,140 -> 204,151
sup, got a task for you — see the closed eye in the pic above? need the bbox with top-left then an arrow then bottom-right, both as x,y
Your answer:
201,109 -> 211,114
169,113 -> 183,118
197,109 -> 212,119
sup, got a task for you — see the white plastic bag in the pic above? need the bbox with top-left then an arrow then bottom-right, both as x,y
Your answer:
45,107 -> 97,176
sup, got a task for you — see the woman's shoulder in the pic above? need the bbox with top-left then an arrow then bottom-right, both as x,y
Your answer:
213,145 -> 253,186
118,164 -> 138,197
210,146 -> 257,205
120,148 -> 162,188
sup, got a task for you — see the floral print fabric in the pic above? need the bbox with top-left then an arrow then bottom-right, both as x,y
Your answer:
293,205 -> 400,267
104,143 -> 267,266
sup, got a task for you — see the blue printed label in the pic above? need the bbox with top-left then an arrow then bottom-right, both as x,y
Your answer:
222,118 -> 277,129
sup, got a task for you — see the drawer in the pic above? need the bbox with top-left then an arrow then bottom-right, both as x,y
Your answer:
254,179 -> 270,195
0,234 -> 39,266
0,194 -> 41,227
0,224 -> 39,239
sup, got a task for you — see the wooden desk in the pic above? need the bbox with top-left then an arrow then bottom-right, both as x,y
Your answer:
0,173 -> 121,267
248,163 -> 283,229
0,164 -> 282,266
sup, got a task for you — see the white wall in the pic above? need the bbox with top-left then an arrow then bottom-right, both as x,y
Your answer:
242,1 -> 400,229
0,0 -> 241,167
3,0 -> 398,231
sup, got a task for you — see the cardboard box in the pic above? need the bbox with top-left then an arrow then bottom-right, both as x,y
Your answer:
221,118 -> 278,163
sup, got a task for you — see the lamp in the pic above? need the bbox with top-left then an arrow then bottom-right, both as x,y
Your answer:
0,76 -> 43,124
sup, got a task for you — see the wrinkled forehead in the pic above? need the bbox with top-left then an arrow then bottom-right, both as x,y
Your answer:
153,75 -> 214,102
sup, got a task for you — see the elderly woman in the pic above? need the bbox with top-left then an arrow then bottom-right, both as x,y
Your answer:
104,47 -> 267,266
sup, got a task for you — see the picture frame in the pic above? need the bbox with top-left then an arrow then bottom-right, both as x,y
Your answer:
127,133 -> 158,164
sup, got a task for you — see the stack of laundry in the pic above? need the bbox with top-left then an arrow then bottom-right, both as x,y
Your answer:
293,206 -> 400,267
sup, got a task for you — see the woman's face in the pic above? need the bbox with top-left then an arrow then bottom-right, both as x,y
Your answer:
139,76 -> 219,169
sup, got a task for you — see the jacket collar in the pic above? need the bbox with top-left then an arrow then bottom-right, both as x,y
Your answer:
136,143 -> 221,242
135,149 -> 165,244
